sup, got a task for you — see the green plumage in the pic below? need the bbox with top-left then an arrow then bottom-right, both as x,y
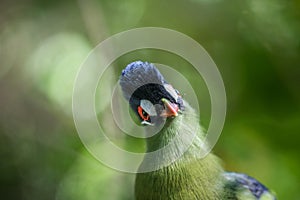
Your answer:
135,102 -> 224,200
136,155 -> 224,199
135,101 -> 275,200
120,61 -> 276,200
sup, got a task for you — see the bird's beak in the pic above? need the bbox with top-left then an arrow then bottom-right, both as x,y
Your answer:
161,98 -> 179,117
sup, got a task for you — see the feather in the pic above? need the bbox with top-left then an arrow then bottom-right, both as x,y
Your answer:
119,61 -> 276,200
120,61 -> 165,101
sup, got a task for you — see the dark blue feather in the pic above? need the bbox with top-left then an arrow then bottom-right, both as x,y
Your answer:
120,61 -> 165,101
223,172 -> 276,199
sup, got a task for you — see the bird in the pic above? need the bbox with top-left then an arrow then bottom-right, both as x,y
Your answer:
119,61 -> 276,200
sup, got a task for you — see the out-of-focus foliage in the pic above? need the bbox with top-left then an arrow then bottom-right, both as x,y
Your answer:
0,0 -> 299,199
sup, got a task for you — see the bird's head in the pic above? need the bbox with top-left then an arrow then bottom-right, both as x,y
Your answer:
120,61 -> 184,126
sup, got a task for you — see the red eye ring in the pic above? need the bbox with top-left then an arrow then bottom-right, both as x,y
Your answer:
138,106 -> 150,121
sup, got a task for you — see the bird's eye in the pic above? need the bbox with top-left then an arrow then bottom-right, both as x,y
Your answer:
138,106 -> 150,121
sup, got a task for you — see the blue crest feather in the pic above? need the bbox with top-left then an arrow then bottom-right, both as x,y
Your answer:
120,61 -> 165,100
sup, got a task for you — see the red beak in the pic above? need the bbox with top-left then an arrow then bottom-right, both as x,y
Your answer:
161,98 -> 179,117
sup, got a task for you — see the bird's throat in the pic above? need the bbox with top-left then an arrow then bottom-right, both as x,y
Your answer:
143,101 -> 208,169
136,102 -> 224,200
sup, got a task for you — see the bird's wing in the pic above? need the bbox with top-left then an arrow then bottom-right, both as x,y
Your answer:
223,172 -> 276,200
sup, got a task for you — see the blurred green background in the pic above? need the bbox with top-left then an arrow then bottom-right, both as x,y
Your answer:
1,0 -> 299,199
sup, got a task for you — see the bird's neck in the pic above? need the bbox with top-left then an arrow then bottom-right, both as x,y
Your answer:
145,101 -> 208,165
136,102 -> 224,199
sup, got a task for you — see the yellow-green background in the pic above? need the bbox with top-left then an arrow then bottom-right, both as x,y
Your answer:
0,0 -> 299,199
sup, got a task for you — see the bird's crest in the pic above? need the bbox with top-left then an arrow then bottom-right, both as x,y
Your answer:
119,61 -> 165,100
